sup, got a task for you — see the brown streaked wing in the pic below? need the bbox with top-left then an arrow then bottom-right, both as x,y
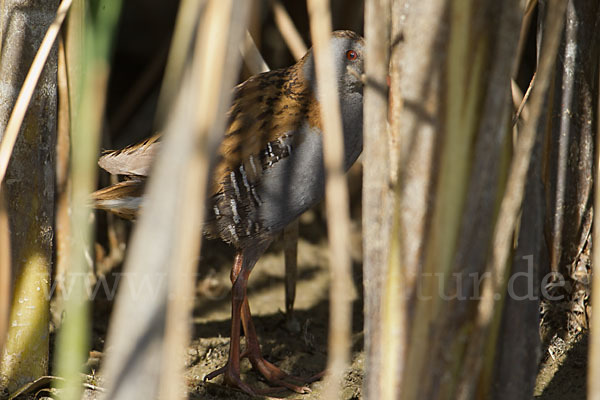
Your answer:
210,59 -> 320,196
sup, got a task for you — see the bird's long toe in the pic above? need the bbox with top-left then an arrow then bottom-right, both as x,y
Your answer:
249,354 -> 313,393
205,361 -> 304,397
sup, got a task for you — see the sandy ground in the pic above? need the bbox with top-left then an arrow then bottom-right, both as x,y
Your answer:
80,191 -> 588,400
534,332 -> 588,399
185,211 -> 365,400
85,205 -> 366,400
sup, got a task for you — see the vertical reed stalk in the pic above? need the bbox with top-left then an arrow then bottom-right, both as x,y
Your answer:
0,192 -> 9,356
457,1 -> 567,397
272,0 -> 308,60
53,1 -> 122,399
0,0 -> 59,392
0,0 -> 72,185
362,0 -> 392,398
159,1 -> 247,398
588,31 -> 600,400
99,1 -> 249,398
306,0 -> 353,397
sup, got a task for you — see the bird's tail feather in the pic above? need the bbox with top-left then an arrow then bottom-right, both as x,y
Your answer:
91,178 -> 145,220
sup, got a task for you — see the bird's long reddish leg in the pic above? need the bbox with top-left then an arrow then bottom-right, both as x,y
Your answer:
204,253 -> 259,395
205,243 -> 291,396
240,296 -> 311,393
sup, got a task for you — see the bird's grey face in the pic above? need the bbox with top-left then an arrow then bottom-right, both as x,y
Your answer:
330,34 -> 365,96
303,31 -> 365,100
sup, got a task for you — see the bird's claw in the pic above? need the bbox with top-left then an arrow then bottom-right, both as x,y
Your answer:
204,357 -> 314,396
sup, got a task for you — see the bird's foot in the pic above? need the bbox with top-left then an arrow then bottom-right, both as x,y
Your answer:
204,361 -> 287,397
246,352 -> 312,394
204,351 -> 313,395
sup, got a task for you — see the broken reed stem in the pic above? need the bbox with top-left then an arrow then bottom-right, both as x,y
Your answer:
588,35 -> 600,400
306,0 -> 353,398
512,72 -> 536,126
272,0 -> 308,60
240,30 -> 270,73
0,0 -> 73,187
456,1 -> 568,398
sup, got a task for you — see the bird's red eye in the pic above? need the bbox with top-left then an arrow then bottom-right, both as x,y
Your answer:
346,50 -> 358,61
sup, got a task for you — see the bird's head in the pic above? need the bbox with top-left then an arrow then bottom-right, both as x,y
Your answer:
302,30 -> 365,100
330,30 -> 365,96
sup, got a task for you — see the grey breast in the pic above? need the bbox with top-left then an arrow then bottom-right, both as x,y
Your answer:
257,123 -> 325,233
257,98 -> 363,234
340,91 -> 364,170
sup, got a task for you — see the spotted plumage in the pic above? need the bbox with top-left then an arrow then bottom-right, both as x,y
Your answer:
93,30 -> 365,396
95,30 -> 364,250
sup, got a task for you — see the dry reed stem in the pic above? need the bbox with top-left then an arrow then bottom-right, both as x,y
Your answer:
588,38 -> 600,400
56,36 -> 71,191
99,0 -> 248,397
283,219 -> 300,327
54,1 -> 122,398
362,0 -> 392,398
154,0 -> 205,126
512,73 -> 535,126
264,6 -> 305,327
241,30 -> 269,73
272,0 -> 307,60
513,1 -> 536,79
240,20 -> 305,333
0,192 -> 9,356
53,34 -> 72,316
524,0 -> 538,16
159,1 -> 238,397
306,0 -> 353,397
238,26 -> 303,332
0,0 -> 73,187
456,0 -> 568,398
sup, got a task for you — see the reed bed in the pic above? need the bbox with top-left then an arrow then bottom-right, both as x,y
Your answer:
0,1 -> 598,399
